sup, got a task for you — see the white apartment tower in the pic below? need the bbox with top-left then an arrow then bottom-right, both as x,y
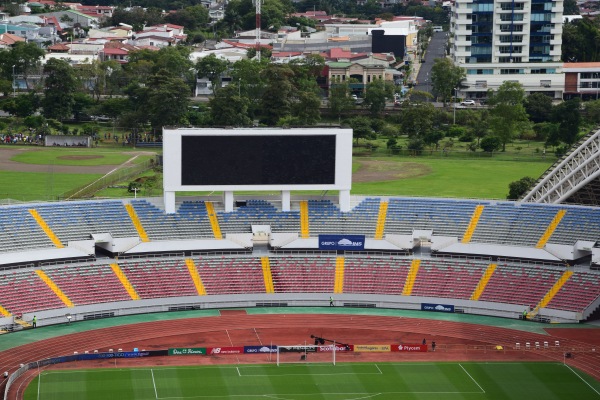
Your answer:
451,0 -> 564,100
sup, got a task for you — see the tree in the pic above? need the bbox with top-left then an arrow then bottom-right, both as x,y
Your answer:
488,81 -> 530,151
1,93 -> 39,117
507,176 -> 536,200
195,54 -> 229,94
553,98 -> 581,145
525,93 -> 553,123
144,72 -> 191,129
209,84 -> 253,126
260,64 -> 294,125
0,42 -> 45,89
400,103 -> 435,138
164,5 -> 209,30
564,0 -> 580,14
480,136 -> 502,153
430,57 -> 466,105
466,109 -> 489,144
363,78 -> 394,117
42,58 -> 77,120
328,82 -> 355,121
347,116 -> 374,144
290,77 -> 321,125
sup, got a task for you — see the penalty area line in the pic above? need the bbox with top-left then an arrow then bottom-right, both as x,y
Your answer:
459,364 -> 485,394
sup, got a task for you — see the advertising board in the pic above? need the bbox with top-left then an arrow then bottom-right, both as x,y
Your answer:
318,234 -> 365,251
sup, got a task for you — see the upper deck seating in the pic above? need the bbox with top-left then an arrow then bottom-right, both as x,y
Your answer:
36,200 -> 137,243
218,200 -> 300,234
385,198 -> 483,237
0,206 -> 54,253
131,200 -> 215,240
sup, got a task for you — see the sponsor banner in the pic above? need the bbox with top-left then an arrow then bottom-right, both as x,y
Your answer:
318,234 -> 365,251
244,345 -> 277,354
391,344 -> 427,352
353,344 -> 390,353
168,347 -> 206,356
78,351 -> 153,360
317,344 -> 353,352
421,303 -> 455,313
207,346 -> 244,355
278,346 -> 318,353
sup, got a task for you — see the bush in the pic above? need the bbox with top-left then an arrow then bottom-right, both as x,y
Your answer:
480,136 -> 501,153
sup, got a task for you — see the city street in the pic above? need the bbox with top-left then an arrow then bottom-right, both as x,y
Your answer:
413,31 -> 449,99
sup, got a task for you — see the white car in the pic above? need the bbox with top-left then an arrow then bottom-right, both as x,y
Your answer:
460,100 -> 476,106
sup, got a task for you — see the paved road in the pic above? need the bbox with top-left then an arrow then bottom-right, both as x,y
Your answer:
414,31 -> 450,99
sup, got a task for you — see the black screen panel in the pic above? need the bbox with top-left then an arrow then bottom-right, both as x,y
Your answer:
181,135 -> 336,185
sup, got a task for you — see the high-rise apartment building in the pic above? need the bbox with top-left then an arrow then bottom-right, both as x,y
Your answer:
450,0 -> 564,100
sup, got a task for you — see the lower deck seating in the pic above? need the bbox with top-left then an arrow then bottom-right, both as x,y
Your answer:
120,259 -> 199,299
194,256 -> 265,295
478,264 -> 563,308
343,256 -> 411,295
270,256 -> 336,293
411,259 -> 487,299
43,263 -> 131,305
547,271 -> 600,312
0,269 -> 64,315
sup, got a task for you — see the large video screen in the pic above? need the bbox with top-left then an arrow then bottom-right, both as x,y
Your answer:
181,135 -> 336,185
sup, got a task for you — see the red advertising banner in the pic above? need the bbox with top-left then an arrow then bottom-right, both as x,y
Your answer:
317,344 -> 354,352
206,346 -> 244,355
390,344 -> 427,352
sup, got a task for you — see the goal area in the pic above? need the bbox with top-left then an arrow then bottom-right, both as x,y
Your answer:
276,344 -> 343,366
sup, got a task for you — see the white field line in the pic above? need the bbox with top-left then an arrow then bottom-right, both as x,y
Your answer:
459,363 -> 486,394
564,364 -> 600,397
151,368 -> 159,399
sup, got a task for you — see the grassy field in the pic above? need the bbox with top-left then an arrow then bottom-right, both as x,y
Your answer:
0,143 -> 553,201
25,362 -> 600,400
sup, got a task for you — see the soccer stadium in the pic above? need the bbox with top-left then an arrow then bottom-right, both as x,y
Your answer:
1,127 -> 600,399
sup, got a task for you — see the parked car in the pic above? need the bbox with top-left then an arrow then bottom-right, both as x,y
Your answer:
460,99 -> 476,106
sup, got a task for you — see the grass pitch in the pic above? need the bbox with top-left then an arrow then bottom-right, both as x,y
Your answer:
25,362 -> 600,400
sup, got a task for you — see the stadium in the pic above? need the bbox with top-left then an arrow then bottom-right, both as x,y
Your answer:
1,127 -> 600,399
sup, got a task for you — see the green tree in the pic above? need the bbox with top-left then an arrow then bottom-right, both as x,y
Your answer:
488,81 -> 530,151
195,54 -> 229,94
564,0 -> 580,14
290,77 -> 321,125
347,116 -> 374,144
72,92 -> 94,122
363,78 -> 394,117
507,176 -> 536,200
480,135 -> 502,153
42,58 -> 77,120
144,72 -> 191,129
400,103 -> 435,138
260,64 -> 294,125
1,93 -> 39,117
553,98 -> 581,145
328,81 -> 355,121
164,5 -> 209,30
430,57 -> 466,106
209,84 -> 253,126
0,42 -> 45,89
525,92 -> 553,123
583,99 -> 600,124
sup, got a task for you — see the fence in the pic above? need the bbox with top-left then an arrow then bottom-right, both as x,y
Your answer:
58,159 -> 154,200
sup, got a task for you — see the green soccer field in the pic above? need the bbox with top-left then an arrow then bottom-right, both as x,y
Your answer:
24,362 -> 600,400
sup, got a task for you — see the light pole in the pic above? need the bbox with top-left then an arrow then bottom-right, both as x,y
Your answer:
12,65 -> 15,97
453,87 -> 458,124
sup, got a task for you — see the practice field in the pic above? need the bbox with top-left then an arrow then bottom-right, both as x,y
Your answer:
24,362 -> 600,400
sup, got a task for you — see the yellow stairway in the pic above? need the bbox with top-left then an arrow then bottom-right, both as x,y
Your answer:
0,304 -> 12,318
402,259 -> 421,296
205,202 -> 223,240
334,256 -> 345,294
125,203 -> 149,242
374,201 -> 389,240
470,263 -> 497,301
14,318 -> 31,328
260,257 -> 275,293
185,258 -> 207,296
35,270 -> 74,307
536,210 -> 566,249
300,201 -> 310,238
110,263 -> 140,300
531,270 -> 574,317
462,205 -> 484,243
28,209 -> 64,248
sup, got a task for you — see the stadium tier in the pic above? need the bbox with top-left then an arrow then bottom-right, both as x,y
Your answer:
0,197 -> 599,327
